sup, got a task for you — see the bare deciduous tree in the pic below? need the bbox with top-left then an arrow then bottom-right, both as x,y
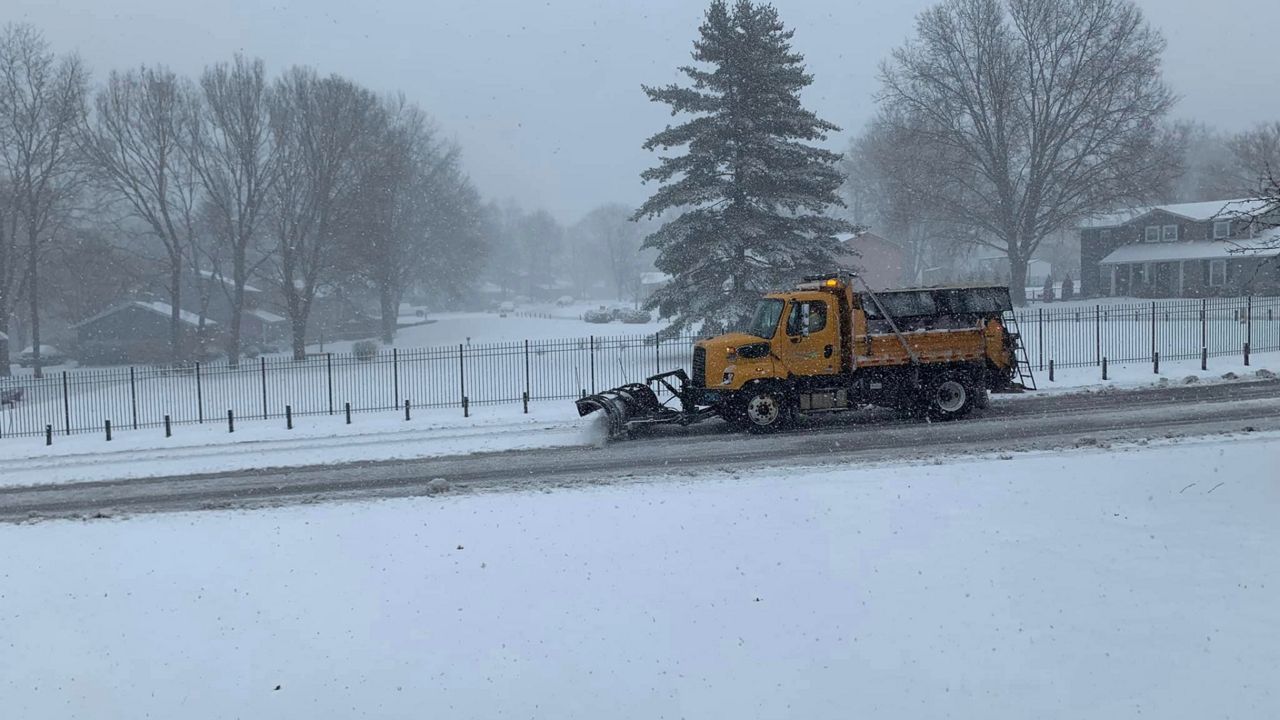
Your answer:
79,65 -> 203,362
0,23 -> 87,375
878,0 -> 1179,303
189,54 -> 276,365
268,68 -> 377,359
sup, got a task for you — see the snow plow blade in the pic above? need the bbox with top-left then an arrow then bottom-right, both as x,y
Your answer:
576,383 -> 666,439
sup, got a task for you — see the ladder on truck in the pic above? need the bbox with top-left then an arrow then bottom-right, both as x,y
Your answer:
1001,310 -> 1037,391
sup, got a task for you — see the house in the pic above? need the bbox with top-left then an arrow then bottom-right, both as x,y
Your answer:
834,231 -> 908,290
242,309 -> 289,351
72,300 -> 216,365
1079,198 -> 1280,298
639,272 -> 671,302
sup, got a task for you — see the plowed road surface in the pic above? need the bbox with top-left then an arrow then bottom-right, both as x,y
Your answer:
3,380 -> 1277,522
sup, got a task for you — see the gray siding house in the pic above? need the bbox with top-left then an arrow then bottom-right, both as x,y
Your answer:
1079,199 -> 1280,298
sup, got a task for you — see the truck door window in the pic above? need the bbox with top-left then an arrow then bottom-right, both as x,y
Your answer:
787,300 -> 827,335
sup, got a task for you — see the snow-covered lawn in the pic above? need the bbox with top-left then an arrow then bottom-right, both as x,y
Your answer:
1,351 -> 1274,488
1,436 -> 1275,719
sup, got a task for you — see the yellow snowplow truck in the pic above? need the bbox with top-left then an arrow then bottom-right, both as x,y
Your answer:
576,274 -> 1035,438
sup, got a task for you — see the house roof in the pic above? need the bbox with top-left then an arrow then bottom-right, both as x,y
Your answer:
72,300 -> 213,330
1080,198 -> 1272,229
198,269 -> 263,294
1099,229 -> 1280,264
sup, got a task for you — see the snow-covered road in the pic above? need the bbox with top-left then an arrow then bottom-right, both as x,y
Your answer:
0,435 -> 1275,718
2,377 -> 1277,522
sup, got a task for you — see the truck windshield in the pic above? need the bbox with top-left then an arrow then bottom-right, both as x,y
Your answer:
741,299 -> 784,339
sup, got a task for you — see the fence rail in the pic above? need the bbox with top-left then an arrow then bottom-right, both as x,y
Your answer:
2,294 -> 1277,442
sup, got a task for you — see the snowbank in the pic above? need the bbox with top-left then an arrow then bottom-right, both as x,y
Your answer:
1,436 -> 1275,718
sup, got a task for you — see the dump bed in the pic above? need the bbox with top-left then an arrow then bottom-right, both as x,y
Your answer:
853,285 -> 1015,369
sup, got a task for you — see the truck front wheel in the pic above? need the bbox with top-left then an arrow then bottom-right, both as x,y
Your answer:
730,385 -> 793,433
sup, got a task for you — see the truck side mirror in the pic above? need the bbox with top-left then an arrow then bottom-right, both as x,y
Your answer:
800,303 -> 810,337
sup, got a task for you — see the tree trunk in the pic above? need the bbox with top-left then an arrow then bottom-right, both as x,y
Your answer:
27,230 -> 41,379
0,315 -> 10,377
290,315 -> 308,361
379,286 -> 396,345
1008,253 -> 1029,307
169,265 -> 183,362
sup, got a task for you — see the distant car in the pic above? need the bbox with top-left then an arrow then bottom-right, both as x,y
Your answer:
555,295 -> 576,307
619,308 -> 652,324
583,307 -> 614,324
0,376 -> 23,405
18,345 -> 67,368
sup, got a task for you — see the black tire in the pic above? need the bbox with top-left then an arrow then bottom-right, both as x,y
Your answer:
924,371 -> 976,421
731,384 -> 794,433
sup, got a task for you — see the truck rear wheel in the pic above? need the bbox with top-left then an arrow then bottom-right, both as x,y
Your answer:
731,385 -> 793,433
925,371 -> 976,420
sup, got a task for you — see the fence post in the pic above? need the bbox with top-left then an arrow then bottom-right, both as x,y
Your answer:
1037,308 -> 1043,371
463,396 -> 470,418
105,419 -> 112,442
458,344 -> 466,411
1246,295 -> 1252,354
1048,359 -> 1054,383
1153,351 -> 1159,375
589,335 -> 596,393
1102,356 -> 1108,381
286,404 -> 293,429
195,362 -> 204,424
524,339 -> 531,410
1094,305 -> 1101,366
655,333 -> 661,375
1150,301 -> 1156,363
62,371 -> 71,436
1244,342 -> 1250,366
1201,346 -> 1208,371
261,357 -> 268,420
227,409 -> 235,433
164,415 -> 171,438
319,353 -> 330,415
45,424 -> 52,446
345,402 -> 352,425
404,399 -> 411,421
393,347 -> 400,407
1201,298 -> 1207,356
129,366 -> 138,430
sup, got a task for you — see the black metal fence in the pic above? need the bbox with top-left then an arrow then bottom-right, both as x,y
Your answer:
2,294 -> 1277,442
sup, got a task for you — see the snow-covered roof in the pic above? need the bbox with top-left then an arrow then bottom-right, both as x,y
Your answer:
198,269 -> 263,294
641,272 -> 672,285
246,309 -> 287,324
1099,233 -> 1280,264
72,301 -> 213,329
1080,198 -> 1271,228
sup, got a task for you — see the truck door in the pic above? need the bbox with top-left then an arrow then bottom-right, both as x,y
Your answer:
782,297 -> 839,377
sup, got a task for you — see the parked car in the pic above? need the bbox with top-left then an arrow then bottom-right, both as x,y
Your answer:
0,376 -> 23,406
18,345 -> 68,368
498,301 -> 516,316
555,295 -> 576,307
618,308 -> 652,324
583,307 -> 614,324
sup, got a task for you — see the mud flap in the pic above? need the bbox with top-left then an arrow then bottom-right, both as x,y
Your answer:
575,383 -> 665,439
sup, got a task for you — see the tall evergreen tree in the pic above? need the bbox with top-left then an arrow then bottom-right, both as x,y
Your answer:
634,0 -> 851,334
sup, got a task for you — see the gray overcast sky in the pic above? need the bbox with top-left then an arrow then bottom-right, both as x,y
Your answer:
8,0 -> 1280,222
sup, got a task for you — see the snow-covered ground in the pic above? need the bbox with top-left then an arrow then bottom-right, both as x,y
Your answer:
1,351 -> 1274,488
1,435 -> 1275,719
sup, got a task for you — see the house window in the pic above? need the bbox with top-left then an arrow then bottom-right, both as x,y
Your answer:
1144,226 -> 1159,243
1162,224 -> 1178,242
1209,259 -> 1226,287
1213,220 -> 1230,239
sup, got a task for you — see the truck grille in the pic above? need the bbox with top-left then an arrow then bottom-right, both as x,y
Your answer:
691,346 -> 706,387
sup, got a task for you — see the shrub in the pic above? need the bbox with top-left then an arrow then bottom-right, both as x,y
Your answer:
353,339 -> 379,361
